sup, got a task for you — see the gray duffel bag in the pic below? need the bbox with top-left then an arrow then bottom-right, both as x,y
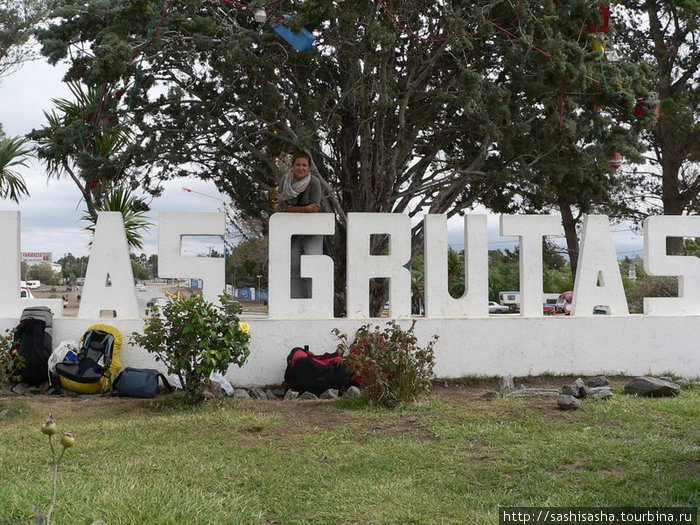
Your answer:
113,367 -> 171,398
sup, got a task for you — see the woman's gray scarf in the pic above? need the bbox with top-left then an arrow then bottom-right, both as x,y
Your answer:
276,170 -> 311,203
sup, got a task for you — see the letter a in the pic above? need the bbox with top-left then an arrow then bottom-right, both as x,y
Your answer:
79,212 -> 139,318
572,215 -> 628,316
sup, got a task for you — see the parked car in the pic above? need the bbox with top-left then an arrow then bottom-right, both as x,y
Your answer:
20,286 -> 35,299
555,291 -> 573,315
136,283 -> 147,292
145,297 -> 168,315
488,301 -> 510,314
146,297 -> 160,307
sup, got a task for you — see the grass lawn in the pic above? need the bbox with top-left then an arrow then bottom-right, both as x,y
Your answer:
0,377 -> 698,525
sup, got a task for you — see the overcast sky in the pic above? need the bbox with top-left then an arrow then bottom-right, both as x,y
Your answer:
0,56 -> 644,262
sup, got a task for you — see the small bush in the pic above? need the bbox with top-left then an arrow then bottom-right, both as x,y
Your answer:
130,292 -> 250,404
333,321 -> 437,408
0,329 -> 23,389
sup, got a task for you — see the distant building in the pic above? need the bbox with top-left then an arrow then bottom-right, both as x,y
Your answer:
22,252 -> 53,263
21,252 -> 62,276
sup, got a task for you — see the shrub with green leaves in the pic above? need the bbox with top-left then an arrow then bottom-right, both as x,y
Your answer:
0,329 -> 23,389
130,292 -> 250,404
333,321 -> 437,407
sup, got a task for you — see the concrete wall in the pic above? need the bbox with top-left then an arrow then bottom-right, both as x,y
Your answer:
3,210 -> 699,387
2,314 -> 697,387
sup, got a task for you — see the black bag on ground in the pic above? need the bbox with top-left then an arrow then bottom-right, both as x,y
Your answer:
283,346 -> 348,396
11,306 -> 54,385
113,368 -> 171,398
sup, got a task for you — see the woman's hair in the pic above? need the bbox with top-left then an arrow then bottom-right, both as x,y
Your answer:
291,151 -> 311,164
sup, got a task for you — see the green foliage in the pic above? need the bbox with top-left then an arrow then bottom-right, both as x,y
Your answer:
333,321 -> 437,408
26,264 -> 60,286
488,249 -> 520,301
615,1 -> 700,223
0,330 -> 23,389
81,186 -> 151,250
56,254 -> 89,281
0,0 -> 47,78
227,237 -> 267,287
130,292 -> 250,404
624,275 -> 678,314
130,253 -> 152,281
0,135 -> 31,203
31,81 -> 141,224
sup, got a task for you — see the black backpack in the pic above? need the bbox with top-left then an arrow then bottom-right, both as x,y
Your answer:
11,306 -> 54,386
283,346 -> 349,396
56,329 -> 116,392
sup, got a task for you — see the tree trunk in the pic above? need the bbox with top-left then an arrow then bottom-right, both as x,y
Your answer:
559,201 -> 580,283
660,136 -> 685,255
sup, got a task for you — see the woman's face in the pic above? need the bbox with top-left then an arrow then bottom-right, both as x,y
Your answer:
292,157 -> 310,180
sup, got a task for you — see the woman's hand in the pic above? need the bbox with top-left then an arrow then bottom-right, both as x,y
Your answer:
285,203 -> 321,213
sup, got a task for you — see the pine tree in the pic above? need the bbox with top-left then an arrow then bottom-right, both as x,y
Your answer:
616,1 -> 700,254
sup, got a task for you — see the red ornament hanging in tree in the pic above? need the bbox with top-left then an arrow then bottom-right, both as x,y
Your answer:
588,5 -> 610,33
634,98 -> 660,120
607,151 -> 622,169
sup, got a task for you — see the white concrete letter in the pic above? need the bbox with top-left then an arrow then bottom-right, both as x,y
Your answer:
0,211 -> 63,317
572,215 -> 628,316
158,212 -> 225,305
79,212 -> 139,318
346,213 -> 411,318
643,215 -> 700,315
424,214 -> 488,317
500,214 -> 561,317
268,213 -> 335,319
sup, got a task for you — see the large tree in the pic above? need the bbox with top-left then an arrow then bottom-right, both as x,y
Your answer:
478,1 -> 652,279
0,0 -> 47,79
616,1 -> 700,254
34,0 -> 520,312
34,0 -> 656,305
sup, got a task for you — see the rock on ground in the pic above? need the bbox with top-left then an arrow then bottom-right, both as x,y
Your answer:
585,376 -> 610,388
344,386 -> 362,399
557,394 -> 582,410
320,389 -> 339,399
561,378 -> 592,399
506,388 -> 559,398
624,376 -> 681,397
283,390 -> 299,400
498,375 -> 515,392
298,391 -> 319,401
247,387 -> 269,400
233,388 -> 251,399
589,386 -> 613,399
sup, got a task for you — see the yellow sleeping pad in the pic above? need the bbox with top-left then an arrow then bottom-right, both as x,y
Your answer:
57,324 -> 122,394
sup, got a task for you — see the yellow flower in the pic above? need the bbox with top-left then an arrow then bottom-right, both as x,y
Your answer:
164,290 -> 170,296
144,325 -> 150,331
238,322 -> 250,334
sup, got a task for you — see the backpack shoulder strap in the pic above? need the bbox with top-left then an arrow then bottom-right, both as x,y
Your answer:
157,373 -> 173,391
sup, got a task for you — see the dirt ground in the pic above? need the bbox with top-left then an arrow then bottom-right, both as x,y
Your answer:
1,375 -> 632,438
